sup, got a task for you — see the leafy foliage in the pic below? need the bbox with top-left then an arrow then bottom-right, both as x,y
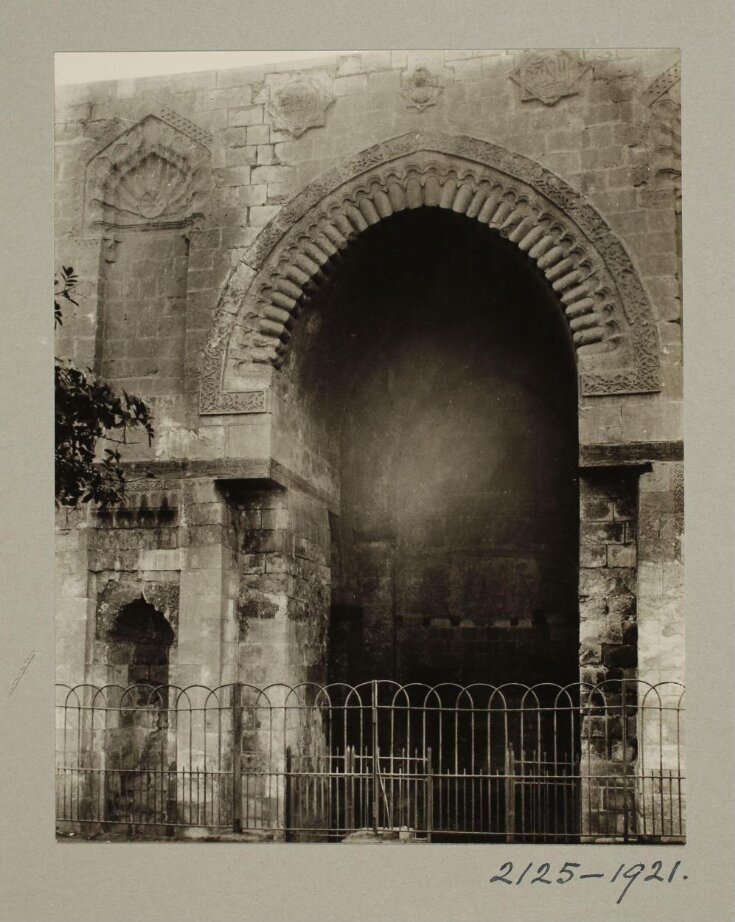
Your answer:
54,265 -> 78,326
55,267 -> 154,507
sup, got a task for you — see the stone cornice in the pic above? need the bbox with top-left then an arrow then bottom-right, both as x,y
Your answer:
579,440 -> 683,468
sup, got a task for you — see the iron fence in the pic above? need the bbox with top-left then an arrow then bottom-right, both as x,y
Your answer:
55,679 -> 685,843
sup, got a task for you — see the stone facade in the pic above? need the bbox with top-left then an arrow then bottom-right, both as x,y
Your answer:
55,50 -> 683,838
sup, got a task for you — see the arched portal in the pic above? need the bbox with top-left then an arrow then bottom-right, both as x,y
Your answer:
201,130 -> 661,699
287,207 -> 579,687
200,131 -> 660,416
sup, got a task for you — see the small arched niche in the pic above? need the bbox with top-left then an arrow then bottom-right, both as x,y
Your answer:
85,114 -> 213,415
107,597 -> 175,688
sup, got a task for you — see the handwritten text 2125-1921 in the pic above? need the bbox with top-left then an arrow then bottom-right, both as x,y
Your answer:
489,859 -> 685,904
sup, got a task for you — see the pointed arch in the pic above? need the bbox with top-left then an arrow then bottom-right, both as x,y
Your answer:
200,131 -> 660,414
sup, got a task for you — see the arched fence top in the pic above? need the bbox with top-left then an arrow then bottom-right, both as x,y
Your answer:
639,680 -> 686,710
56,678 -> 685,713
55,676 -> 686,843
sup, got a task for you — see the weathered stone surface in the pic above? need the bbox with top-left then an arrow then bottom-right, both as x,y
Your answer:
55,55 -> 683,848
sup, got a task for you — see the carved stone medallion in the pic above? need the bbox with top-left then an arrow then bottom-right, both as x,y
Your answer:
401,65 -> 444,112
510,51 -> 591,106
266,73 -> 334,138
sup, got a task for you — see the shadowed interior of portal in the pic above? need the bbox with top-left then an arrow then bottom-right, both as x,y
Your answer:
290,209 -> 579,688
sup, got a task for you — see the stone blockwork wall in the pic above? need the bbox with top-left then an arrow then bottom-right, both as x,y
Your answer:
96,230 -> 189,404
225,482 -> 331,687
55,49 -> 683,701
55,49 -> 684,843
56,482 -> 182,687
636,460 -> 685,834
578,469 -> 640,687
55,49 -> 682,461
578,460 -> 684,840
637,462 -> 684,686
57,477 -> 226,689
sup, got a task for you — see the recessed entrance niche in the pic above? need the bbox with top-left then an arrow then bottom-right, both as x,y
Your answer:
285,208 -> 579,688
107,597 -> 174,688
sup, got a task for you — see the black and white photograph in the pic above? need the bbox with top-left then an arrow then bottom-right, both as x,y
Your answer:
1,5 -> 734,919
53,48 -> 684,846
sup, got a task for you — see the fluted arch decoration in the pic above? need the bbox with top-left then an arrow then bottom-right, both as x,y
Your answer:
200,131 -> 660,414
84,114 -> 212,232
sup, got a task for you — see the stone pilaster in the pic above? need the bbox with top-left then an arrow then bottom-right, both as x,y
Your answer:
177,478 -> 231,688
579,468 -> 639,686
578,466 -> 640,840
55,507 -> 93,687
636,460 -> 685,840
224,480 -> 330,688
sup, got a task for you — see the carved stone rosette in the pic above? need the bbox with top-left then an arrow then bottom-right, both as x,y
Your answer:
510,51 -> 591,106
266,73 -> 335,138
401,65 -> 445,112
199,131 -> 661,416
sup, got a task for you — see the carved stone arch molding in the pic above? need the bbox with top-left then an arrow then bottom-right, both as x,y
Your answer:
84,113 -> 213,233
200,131 -> 660,414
